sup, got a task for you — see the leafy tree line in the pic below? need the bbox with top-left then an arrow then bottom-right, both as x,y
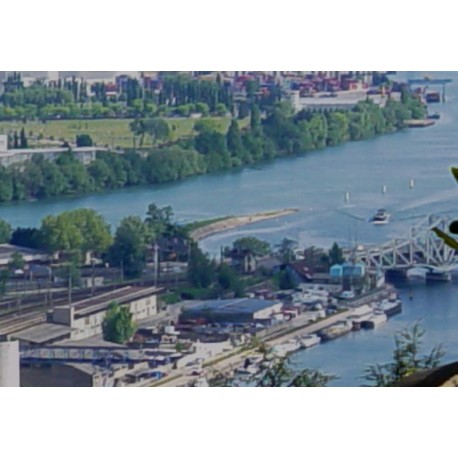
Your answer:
0,88 -> 425,204
0,73 -> 234,121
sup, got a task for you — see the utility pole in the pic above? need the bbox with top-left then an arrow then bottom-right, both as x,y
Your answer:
68,266 -> 72,305
153,242 -> 159,287
91,258 -> 96,296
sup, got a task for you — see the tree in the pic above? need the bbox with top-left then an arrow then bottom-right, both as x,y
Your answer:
0,219 -> 12,244
107,216 -> 151,278
0,270 -> 8,297
8,251 -> 25,272
187,242 -> 216,288
329,242 -> 344,265
76,134 -> 93,147
277,269 -> 296,290
256,351 -> 335,387
10,227 -> 43,249
226,119 -> 249,164
210,344 -> 335,387
19,127 -> 27,148
364,322 -> 444,387
145,203 -> 173,239
102,301 -> 135,344
217,263 -> 244,297
275,238 -> 298,263
40,209 -> 112,256
146,118 -> 170,145
232,237 -> 270,257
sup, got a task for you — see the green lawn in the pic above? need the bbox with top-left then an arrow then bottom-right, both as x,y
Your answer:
0,116 -> 250,149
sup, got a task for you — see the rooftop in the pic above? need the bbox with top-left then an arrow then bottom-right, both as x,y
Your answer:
182,298 -> 281,315
11,322 -> 72,344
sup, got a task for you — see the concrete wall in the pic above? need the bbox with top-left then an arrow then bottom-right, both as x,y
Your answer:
53,306 -> 74,327
68,293 -> 158,341
0,341 -> 20,387
21,363 -> 92,387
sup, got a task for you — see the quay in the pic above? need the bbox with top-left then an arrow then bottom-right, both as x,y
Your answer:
151,286 -> 396,387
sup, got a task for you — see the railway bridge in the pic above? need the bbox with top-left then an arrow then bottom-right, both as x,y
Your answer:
350,215 -> 458,281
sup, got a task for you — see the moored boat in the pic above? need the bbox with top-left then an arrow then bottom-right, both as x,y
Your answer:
299,333 -> 321,349
271,339 -> 301,357
375,298 -> 402,318
361,311 -> 387,330
319,320 -> 352,342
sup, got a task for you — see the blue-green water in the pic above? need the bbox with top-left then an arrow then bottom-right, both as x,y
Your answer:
2,71 -> 458,385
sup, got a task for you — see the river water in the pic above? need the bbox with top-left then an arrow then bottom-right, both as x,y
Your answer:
1,71 -> 458,385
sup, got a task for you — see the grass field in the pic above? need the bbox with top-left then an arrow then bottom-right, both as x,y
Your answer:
0,117 -> 250,149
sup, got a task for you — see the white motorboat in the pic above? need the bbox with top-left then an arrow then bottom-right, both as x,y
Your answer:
370,208 -> 390,225
299,333 -> 321,349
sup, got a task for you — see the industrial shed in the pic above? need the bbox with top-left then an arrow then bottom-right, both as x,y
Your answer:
179,298 -> 283,324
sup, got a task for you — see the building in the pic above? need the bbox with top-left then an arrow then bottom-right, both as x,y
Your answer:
21,361 -> 120,387
0,340 -> 20,387
0,135 -> 108,167
8,286 -> 160,346
0,244 -> 52,267
179,298 -> 283,324
51,286 -> 159,341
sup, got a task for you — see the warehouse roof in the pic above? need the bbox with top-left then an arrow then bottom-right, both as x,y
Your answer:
182,298 -> 281,315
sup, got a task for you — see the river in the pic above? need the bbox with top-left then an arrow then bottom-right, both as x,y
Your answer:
1,71 -> 458,385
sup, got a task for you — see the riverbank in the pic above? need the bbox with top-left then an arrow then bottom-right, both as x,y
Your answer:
150,284 -> 397,387
188,208 -> 299,241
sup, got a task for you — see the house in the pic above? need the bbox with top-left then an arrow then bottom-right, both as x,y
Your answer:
227,248 -> 259,274
0,243 -> 52,268
275,260 -> 314,285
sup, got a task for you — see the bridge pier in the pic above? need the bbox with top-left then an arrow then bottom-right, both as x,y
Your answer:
425,271 -> 451,282
385,269 -> 408,281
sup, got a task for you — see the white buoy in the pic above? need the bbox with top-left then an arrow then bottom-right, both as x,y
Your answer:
409,178 -> 415,189
344,192 -> 350,204
381,185 -> 387,195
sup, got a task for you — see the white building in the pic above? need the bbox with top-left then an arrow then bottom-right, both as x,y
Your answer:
51,286 -> 159,341
0,134 -> 108,167
0,340 -> 20,387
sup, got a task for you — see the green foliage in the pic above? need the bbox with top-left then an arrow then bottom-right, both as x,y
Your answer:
256,351 -> 335,387
275,238 -> 298,263
76,134 -> 93,147
19,128 -> 27,148
278,269 -> 296,290
10,227 -> 43,249
107,216 -> 150,278
217,263 -> 245,297
0,219 -> 12,244
102,301 -> 135,344
329,242 -> 344,265
8,251 -> 25,271
187,242 -> 216,288
232,237 -> 271,257
40,208 -> 112,254
364,322 -> 445,387
0,87 -> 425,206
0,270 -> 8,296
145,203 -> 173,239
